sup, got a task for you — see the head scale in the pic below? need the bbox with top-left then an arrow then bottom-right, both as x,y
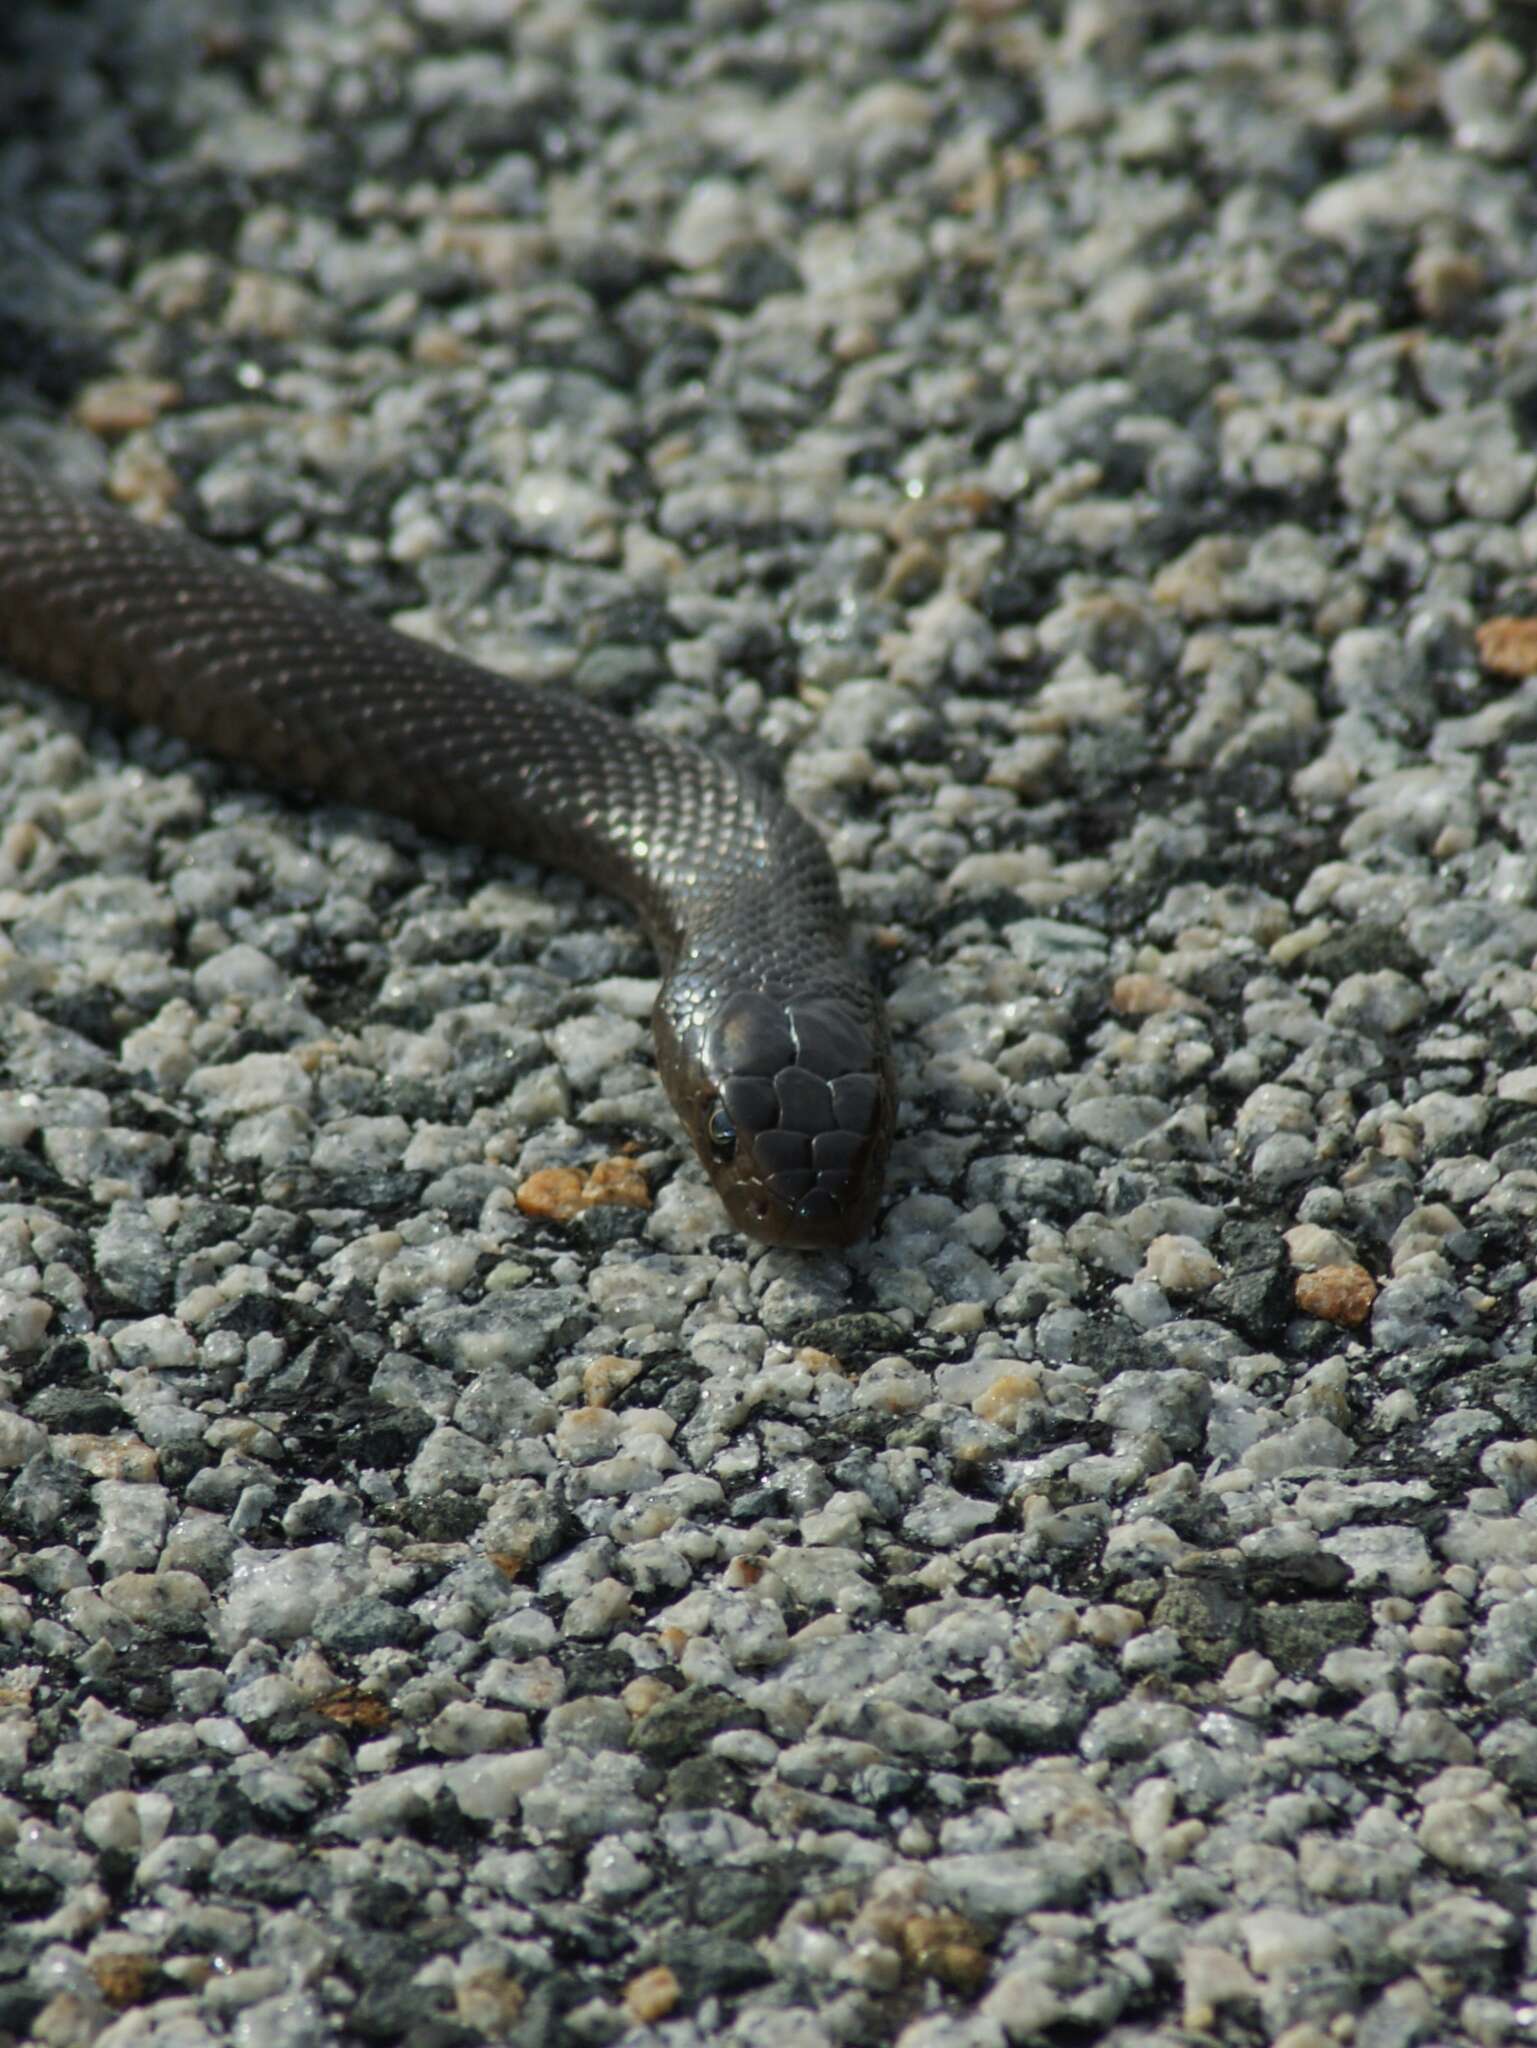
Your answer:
660,984 -> 893,1248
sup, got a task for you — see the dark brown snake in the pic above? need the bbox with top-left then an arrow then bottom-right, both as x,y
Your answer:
0,445 -> 893,1247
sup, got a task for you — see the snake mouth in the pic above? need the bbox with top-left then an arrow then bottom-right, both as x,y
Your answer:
722,1151 -> 888,1250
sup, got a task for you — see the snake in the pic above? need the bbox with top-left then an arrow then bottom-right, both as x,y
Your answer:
0,443 -> 894,1248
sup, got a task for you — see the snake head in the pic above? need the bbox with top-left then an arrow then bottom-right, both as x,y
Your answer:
660,984 -> 894,1249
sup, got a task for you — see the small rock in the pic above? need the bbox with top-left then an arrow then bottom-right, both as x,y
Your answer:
900,1911 -> 990,1994
516,1158 -> 650,1223
624,1966 -> 681,2024
1144,1235 -> 1221,1295
1476,616 -> 1537,678
1295,1265 -> 1377,1327
73,376 -> 181,436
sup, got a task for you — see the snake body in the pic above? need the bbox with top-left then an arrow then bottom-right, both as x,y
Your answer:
0,446 -> 893,1247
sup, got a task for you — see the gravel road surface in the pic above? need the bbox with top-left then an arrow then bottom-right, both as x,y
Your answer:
2,4 -> 1537,2045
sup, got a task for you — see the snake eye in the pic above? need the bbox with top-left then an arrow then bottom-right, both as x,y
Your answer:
705,1101 -> 736,1162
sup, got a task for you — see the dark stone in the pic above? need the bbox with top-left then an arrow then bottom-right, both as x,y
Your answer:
639,320 -> 719,397
631,1879 -> 687,1931
1087,1321 -> 1149,1376
648,1927 -> 772,1999
327,1402 -> 434,1469
687,1855 -> 811,1941
167,1198 -> 249,1253
158,1768 -> 258,1837
630,1686 -> 757,1765
495,1983 -> 579,2048
186,1460 -> 264,1512
395,1494 -> 485,1543
417,1916 -> 477,1967
208,1840 -> 317,1905
0,1146 -> 72,1203
35,986 -> 121,1049
664,1755 -> 744,1812
86,1643 -> 181,1721
728,1481 -> 783,1522
568,239 -> 671,307
349,1985 -> 477,2047
1287,1315 -> 1348,1361
256,1332 -> 360,1403
340,1926 -> 429,1987
1210,1220 -> 1294,1342
569,1201 -> 648,1250
21,1335 -> 102,1391
4,1453 -> 91,1539
1146,1491 -> 1232,1553
598,0 -> 689,20
656,1372 -> 700,1428
1178,947 -> 1256,1009
1258,1599 -> 1368,1675
1491,1136 -> 1537,1178
715,239 -> 802,311
1456,1360 -> 1537,1436
979,536 -> 1080,623
1303,923 -> 1424,983
22,1383 -> 127,1432
561,1646 -> 635,1699
411,1786 -> 492,1853
158,1442 -> 213,1487
1151,1575 -> 1251,1669
315,1596 -> 424,1655
350,1878 -> 419,1929
794,1311 -> 906,1360
292,1168 -> 430,1213
580,592 -> 677,652
0,1854 -> 61,1915
203,1292 -> 288,1340
0,1987 -> 48,2036
1246,1549 -> 1352,1600
537,1902 -> 629,1965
